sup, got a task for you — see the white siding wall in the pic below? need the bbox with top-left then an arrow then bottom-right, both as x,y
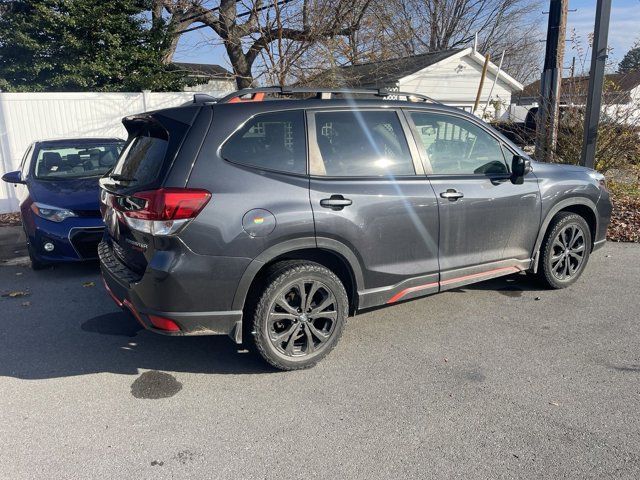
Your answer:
0,89 -> 233,213
604,86 -> 640,126
185,79 -> 236,93
398,55 -> 514,118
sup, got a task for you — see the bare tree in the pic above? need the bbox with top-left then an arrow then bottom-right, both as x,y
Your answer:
153,0 -> 372,88
151,0 -> 203,63
299,0 -> 542,84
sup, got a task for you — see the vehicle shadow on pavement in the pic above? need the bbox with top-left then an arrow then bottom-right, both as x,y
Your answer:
448,272 -> 546,297
0,263 -> 277,379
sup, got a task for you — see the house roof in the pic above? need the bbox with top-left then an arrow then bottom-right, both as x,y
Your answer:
304,48 -> 523,92
172,62 -> 234,80
519,70 -> 640,103
308,49 -> 463,87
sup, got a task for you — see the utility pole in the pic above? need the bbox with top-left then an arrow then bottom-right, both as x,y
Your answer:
580,0 -> 612,169
535,0 -> 569,162
473,53 -> 491,115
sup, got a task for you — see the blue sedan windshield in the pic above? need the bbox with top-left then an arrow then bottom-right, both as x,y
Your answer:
34,143 -> 124,180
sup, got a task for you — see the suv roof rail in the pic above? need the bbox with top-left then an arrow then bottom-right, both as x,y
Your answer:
215,87 -> 442,105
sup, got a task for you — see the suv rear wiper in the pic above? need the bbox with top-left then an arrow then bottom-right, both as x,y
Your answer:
108,174 -> 137,182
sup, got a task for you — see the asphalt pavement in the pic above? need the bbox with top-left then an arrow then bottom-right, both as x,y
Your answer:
0,243 -> 639,479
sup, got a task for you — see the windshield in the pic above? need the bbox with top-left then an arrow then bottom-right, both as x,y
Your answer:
34,142 -> 124,180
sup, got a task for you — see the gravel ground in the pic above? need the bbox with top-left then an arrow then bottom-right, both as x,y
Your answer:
0,243 -> 639,479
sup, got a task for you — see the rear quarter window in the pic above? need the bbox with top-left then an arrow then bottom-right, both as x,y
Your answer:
221,110 -> 307,175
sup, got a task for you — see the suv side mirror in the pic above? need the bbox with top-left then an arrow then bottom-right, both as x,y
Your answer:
511,155 -> 531,185
1,170 -> 25,185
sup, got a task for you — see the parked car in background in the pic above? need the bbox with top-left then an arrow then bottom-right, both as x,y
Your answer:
491,106 -> 583,147
99,87 -> 611,370
2,138 -> 125,269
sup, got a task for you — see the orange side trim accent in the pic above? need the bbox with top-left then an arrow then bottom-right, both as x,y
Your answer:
123,299 -> 147,329
102,276 -> 122,307
387,282 -> 439,304
386,266 -> 522,304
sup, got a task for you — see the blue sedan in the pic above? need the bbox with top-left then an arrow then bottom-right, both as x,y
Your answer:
2,138 -> 124,269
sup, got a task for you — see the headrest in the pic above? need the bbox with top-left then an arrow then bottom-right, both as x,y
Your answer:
86,149 -> 101,159
99,151 -> 117,167
42,152 -> 62,170
67,153 -> 81,166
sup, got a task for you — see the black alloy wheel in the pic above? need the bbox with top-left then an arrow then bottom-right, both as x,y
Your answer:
549,223 -> 587,281
252,261 -> 348,370
537,212 -> 592,289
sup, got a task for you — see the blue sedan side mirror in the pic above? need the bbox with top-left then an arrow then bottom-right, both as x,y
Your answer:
1,170 -> 25,184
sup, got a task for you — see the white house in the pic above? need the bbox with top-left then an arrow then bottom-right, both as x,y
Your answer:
172,62 -> 237,93
310,47 -> 523,119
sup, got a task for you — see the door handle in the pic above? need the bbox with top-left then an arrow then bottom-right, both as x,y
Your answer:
440,189 -> 464,200
320,195 -> 352,210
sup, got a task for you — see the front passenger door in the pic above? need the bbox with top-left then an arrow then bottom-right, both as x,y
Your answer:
407,110 -> 541,287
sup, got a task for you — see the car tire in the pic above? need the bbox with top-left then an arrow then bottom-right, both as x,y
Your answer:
536,212 -> 591,289
252,261 -> 348,371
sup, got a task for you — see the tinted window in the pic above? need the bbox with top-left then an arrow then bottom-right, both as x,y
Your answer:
112,134 -> 168,185
221,110 -> 306,174
20,145 -> 33,177
311,110 -> 414,177
34,142 -> 124,179
108,115 -> 190,190
410,112 -> 508,175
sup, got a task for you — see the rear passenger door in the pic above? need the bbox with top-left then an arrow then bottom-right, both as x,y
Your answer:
406,110 -> 541,288
307,108 -> 440,308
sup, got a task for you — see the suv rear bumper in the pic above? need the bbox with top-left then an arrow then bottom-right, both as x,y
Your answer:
99,241 -> 243,342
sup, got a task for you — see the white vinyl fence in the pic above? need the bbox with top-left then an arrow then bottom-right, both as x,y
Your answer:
0,89 -> 233,213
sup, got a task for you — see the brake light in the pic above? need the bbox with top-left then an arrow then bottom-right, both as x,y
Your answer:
126,188 -> 211,220
120,188 -> 211,236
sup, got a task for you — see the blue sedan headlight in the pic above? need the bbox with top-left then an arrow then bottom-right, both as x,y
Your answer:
30,202 -> 77,222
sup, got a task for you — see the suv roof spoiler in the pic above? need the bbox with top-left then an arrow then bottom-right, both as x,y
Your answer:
192,87 -> 442,105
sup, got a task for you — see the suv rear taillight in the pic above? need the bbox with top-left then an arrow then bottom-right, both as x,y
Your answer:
119,188 -> 211,236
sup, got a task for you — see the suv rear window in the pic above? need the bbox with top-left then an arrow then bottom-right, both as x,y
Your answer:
109,114 -> 189,189
111,134 -> 168,185
221,110 -> 306,174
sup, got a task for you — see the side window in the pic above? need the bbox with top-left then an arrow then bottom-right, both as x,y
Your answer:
20,145 -> 33,177
409,112 -> 508,175
221,110 -> 306,174
310,110 -> 415,177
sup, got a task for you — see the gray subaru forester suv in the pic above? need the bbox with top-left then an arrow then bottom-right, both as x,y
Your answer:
99,87 -> 612,370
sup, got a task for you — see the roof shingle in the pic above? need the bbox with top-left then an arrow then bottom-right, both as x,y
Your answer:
304,49 -> 463,88
171,62 -> 234,80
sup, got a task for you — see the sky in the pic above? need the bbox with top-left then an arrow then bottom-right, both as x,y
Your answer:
172,0 -> 640,78
564,0 -> 640,69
